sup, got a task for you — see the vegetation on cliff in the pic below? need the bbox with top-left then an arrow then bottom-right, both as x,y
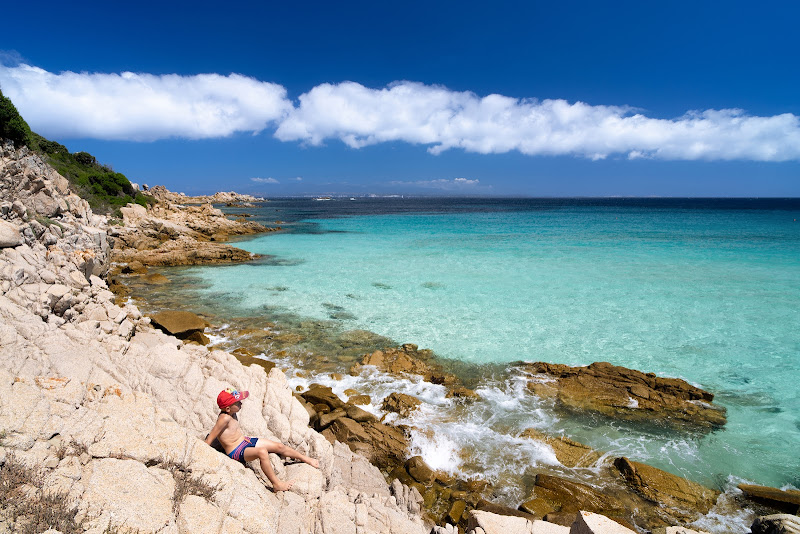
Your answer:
0,88 -> 153,216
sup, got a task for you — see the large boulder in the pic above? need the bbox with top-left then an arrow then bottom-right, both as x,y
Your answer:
149,310 -> 209,336
613,457 -> 719,521
0,219 -> 22,248
522,361 -> 726,429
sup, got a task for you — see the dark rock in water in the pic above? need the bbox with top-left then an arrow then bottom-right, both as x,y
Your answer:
149,310 -> 208,336
520,428 -> 603,468
345,404 -> 376,423
521,473 -> 626,520
738,484 -> 800,514
382,392 -> 422,417
143,273 -> 170,284
750,514 -> 800,534
182,330 -> 210,345
406,456 -> 435,485
122,260 -> 147,274
347,394 -> 371,406
352,345 -> 478,399
447,499 -> 467,524
614,457 -> 719,521
522,361 -> 726,429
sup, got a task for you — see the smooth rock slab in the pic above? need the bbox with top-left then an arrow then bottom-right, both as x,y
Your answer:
149,309 -> 208,335
0,219 -> 22,248
569,511 -> 637,534
78,458 -> 175,532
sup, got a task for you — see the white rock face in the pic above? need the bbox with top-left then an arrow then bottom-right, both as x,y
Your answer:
0,218 -> 21,247
569,511 -> 637,534
0,138 -> 427,534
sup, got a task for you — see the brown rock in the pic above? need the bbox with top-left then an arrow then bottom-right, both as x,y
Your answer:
143,273 -> 170,284
348,394 -> 371,405
445,386 -> 479,400
543,512 -> 578,527
614,457 -> 720,520
149,310 -> 208,336
317,408 -> 347,429
520,428 -> 603,468
522,361 -> 726,429
313,403 -> 331,415
327,417 -> 409,468
530,474 -> 625,516
519,497 -> 555,518
182,331 -> 210,345
382,392 -> 421,417
406,456 -> 435,485
447,500 -> 467,524
300,384 -> 345,410
345,404 -> 377,423
738,484 -> 800,514
351,345 -> 466,395
122,260 -> 147,274
328,416 -> 371,442
465,479 -> 490,493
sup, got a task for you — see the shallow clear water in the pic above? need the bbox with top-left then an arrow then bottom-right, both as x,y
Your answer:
160,199 -> 800,498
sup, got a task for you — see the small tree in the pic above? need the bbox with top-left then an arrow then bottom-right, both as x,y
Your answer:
0,88 -> 34,148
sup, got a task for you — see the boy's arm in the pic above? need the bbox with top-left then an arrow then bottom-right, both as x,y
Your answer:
205,414 -> 229,445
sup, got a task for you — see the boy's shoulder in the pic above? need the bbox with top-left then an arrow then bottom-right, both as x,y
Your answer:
216,412 -> 234,423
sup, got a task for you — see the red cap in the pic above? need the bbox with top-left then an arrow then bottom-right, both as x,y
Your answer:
217,388 -> 249,409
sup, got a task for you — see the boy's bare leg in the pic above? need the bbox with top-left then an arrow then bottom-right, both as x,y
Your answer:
243,446 -> 293,492
262,440 -> 320,469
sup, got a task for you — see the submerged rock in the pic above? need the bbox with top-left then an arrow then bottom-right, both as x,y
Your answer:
521,361 -> 726,429
520,429 -> 603,468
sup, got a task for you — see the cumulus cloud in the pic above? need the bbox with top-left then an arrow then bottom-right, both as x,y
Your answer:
0,64 -> 291,140
277,81 -> 800,162
251,177 -> 279,184
1,63 -> 798,162
390,177 -> 483,190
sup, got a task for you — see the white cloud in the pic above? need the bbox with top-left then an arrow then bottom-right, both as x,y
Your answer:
1,63 -> 798,162
277,81 -> 800,162
390,177 -> 483,190
0,64 -> 291,140
251,177 -> 279,184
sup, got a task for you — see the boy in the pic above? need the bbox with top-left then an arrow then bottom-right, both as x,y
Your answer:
205,388 -> 319,492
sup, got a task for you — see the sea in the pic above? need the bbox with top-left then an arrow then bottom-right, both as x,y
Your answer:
128,197 -> 800,531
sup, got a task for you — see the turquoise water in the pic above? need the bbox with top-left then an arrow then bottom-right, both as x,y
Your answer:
176,199 -> 800,502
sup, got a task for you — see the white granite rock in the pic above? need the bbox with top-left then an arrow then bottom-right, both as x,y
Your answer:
570,511 -> 637,534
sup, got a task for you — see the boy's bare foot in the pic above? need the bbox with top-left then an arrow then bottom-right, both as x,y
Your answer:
272,480 -> 294,492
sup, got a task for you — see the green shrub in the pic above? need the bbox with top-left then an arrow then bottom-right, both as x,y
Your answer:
0,89 -> 34,149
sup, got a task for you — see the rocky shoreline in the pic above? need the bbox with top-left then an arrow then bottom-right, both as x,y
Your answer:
2,139 -> 798,534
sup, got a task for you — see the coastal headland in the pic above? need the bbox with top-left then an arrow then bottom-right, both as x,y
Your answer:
2,139 -> 799,534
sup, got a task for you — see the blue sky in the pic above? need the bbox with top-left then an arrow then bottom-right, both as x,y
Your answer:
1,0 -> 798,196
